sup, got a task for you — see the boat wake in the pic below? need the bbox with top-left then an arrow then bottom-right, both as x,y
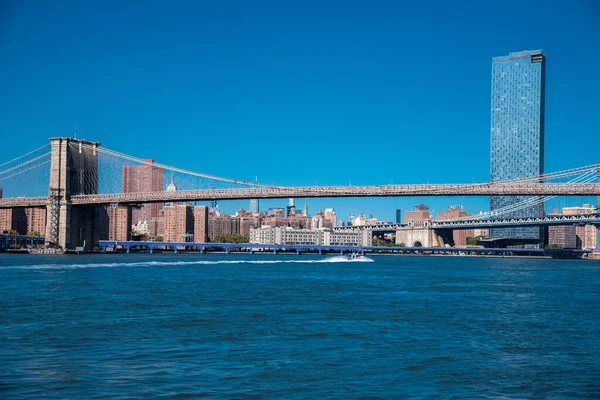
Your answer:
324,255 -> 374,263
1,256 -> 374,270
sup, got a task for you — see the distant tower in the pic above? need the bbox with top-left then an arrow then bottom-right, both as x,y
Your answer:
166,173 -> 177,192
395,209 -> 402,224
164,173 -> 177,207
250,199 -> 259,214
287,198 -> 296,217
302,201 -> 308,217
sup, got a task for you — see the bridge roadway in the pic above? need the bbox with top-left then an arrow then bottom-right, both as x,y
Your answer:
1,182 -> 600,208
333,213 -> 600,232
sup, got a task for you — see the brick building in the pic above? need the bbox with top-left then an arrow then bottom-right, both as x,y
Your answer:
436,205 -> 475,247
122,159 -> 164,229
164,204 -> 194,242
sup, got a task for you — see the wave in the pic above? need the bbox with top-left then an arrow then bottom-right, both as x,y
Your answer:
0,256 -> 374,270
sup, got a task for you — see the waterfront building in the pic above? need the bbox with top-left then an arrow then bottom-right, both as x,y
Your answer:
249,226 -> 372,247
490,50 -> 546,242
302,201 -> 309,217
122,159 -> 165,226
562,204 -> 597,249
0,207 -> 46,236
0,208 -> 13,233
98,204 -> 131,241
207,215 -> 240,240
396,209 -> 402,224
163,204 -> 194,242
405,204 -> 432,222
24,208 -> 46,236
548,225 -> 577,249
0,208 -> 22,234
193,206 -> 208,243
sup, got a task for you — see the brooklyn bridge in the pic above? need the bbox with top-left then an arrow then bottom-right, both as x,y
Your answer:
1,137 -> 599,251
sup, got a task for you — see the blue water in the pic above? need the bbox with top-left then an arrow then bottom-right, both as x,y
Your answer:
1,254 -> 599,399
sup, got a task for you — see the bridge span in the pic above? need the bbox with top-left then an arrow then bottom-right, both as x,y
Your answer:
1,182 -> 600,209
333,213 -> 600,232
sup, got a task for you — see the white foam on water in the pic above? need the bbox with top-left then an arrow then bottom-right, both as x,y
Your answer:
0,256 -> 374,270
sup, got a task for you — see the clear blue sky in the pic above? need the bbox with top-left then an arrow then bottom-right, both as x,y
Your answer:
1,0 -> 599,221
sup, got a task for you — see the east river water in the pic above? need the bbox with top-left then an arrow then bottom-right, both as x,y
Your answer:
1,253 -> 599,399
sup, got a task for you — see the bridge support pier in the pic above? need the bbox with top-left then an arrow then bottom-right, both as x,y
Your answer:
45,138 -> 100,251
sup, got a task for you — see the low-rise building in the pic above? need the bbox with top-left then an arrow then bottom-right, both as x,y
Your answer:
405,204 -> 432,222
249,227 -> 372,247
436,205 -> 475,247
548,225 -> 577,249
562,204 -> 597,249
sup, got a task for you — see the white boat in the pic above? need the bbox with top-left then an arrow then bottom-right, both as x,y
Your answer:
326,254 -> 374,262
28,246 -> 65,255
347,253 -> 369,261
28,242 -> 65,255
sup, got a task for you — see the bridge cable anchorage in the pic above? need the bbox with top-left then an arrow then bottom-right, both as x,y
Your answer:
0,143 -> 50,169
87,144 -> 282,188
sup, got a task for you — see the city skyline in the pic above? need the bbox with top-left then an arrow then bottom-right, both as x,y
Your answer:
0,1 -> 599,222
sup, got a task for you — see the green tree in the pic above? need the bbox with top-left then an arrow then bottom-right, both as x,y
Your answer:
373,237 -> 405,247
466,236 -> 487,246
211,234 -> 249,244
154,236 -> 164,242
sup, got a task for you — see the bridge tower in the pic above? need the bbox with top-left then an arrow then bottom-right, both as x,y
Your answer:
45,138 -> 100,250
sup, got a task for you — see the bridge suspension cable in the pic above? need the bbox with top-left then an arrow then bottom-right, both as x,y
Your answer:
0,144 -> 50,169
499,163 -> 600,184
487,169 -> 598,218
0,160 -> 51,182
93,145 -> 269,188
0,144 -> 51,198
0,152 -> 51,177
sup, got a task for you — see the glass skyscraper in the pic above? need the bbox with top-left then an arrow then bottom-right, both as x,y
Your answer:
490,50 -> 546,241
